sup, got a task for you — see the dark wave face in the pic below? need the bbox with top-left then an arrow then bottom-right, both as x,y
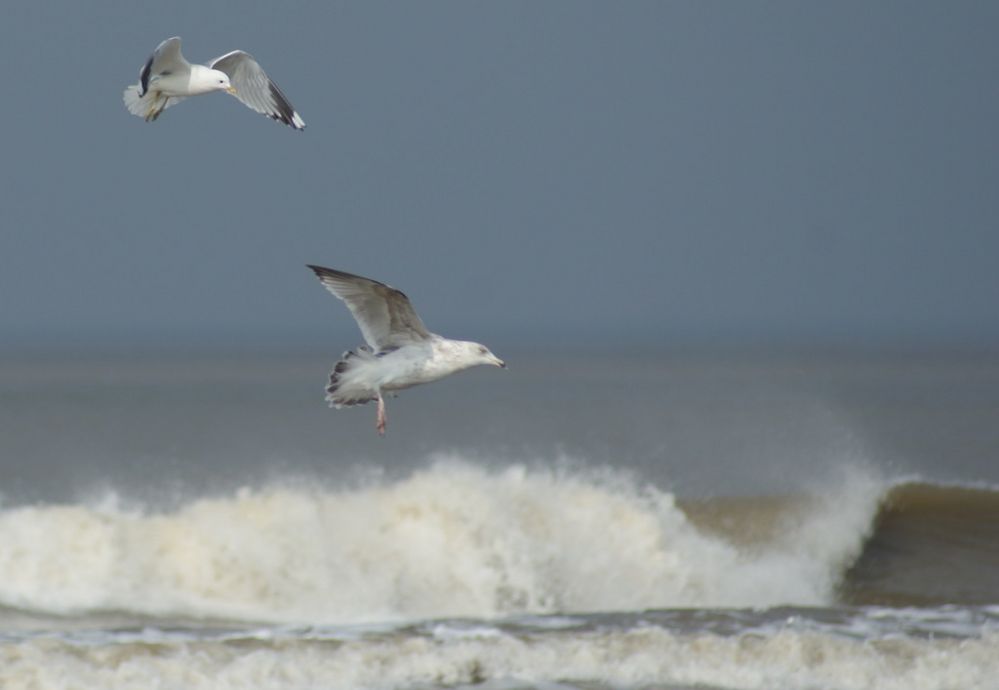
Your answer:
682,480 -> 999,608
839,482 -> 999,606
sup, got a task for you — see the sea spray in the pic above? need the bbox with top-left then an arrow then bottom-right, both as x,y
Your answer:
0,459 -> 885,624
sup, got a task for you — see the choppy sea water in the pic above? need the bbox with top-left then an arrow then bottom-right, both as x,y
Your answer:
0,352 -> 997,689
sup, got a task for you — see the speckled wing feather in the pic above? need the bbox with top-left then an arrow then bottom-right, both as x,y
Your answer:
307,265 -> 432,351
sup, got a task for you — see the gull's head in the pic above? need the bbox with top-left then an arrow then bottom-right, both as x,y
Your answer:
210,70 -> 236,94
467,342 -> 506,369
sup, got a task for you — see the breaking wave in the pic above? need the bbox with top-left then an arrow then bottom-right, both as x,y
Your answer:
0,458 -> 889,624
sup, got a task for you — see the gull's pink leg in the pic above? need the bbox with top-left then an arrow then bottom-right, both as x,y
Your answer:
376,394 -> 387,435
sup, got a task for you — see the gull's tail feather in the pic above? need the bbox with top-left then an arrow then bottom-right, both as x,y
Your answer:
325,347 -> 378,408
123,85 -> 148,117
122,85 -> 185,122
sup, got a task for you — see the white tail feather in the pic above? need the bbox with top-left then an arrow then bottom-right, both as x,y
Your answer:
326,348 -> 379,407
122,85 -> 147,118
122,85 -> 187,122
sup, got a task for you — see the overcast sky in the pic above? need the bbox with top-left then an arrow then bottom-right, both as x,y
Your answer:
1,1 -> 997,353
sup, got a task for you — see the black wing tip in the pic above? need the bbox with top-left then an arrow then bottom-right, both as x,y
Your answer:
307,263 -> 335,277
273,115 -> 306,131
307,264 -> 353,280
308,264 -> 358,285
269,110 -> 306,130
138,54 -> 154,96
268,82 -> 305,130
307,265 -> 395,291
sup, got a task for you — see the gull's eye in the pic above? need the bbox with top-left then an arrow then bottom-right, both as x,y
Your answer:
478,347 -> 487,354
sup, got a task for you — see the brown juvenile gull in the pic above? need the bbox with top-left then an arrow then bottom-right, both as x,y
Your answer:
307,265 -> 506,435
123,37 -> 305,129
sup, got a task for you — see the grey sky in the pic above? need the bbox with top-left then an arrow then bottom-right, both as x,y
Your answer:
2,1 -> 998,352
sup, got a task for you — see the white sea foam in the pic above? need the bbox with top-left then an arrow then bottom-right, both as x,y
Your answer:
0,459 -> 884,624
0,626 -> 995,690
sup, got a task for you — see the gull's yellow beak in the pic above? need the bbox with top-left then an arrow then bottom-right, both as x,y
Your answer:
226,86 -> 238,95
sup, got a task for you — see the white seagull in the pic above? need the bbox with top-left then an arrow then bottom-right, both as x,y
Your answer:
123,37 -> 305,130
307,265 -> 506,435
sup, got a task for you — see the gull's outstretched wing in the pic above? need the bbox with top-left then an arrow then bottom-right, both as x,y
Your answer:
139,37 -> 189,96
307,265 -> 432,351
209,50 -> 306,130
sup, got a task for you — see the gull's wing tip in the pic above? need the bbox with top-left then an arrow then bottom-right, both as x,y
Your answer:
307,264 -> 337,278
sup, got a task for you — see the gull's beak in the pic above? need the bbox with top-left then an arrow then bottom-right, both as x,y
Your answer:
226,85 -> 238,95
493,356 -> 507,369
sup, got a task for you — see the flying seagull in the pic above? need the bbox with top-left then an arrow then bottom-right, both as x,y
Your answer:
123,37 -> 305,130
307,265 -> 506,435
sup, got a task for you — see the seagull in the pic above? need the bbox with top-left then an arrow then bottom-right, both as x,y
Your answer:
123,37 -> 305,130
307,265 -> 506,435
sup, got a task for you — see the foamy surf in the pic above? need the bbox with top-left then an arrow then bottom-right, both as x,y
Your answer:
1,609 -> 996,690
0,460 -> 996,689
0,459 -> 884,625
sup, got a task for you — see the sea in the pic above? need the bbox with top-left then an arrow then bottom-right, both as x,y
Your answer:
0,350 -> 997,690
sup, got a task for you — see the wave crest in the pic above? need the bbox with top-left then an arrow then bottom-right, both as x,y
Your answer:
0,459 -> 884,624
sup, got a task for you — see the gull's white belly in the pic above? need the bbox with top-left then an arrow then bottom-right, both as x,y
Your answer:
375,348 -> 445,391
